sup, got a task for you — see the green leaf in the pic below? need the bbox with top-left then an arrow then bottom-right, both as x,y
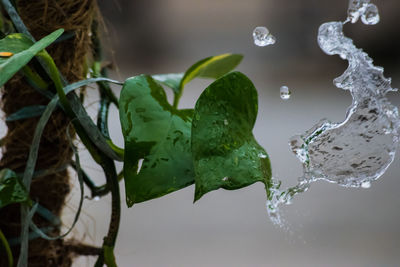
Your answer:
0,28 -> 64,87
152,54 -> 243,107
191,71 -> 272,201
0,169 -> 29,209
152,73 -> 184,93
6,105 -> 47,121
181,53 -> 243,88
119,75 -> 194,206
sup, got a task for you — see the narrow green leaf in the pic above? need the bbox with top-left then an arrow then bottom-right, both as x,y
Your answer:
6,105 -> 47,121
0,28 -> 64,87
181,54 -> 243,89
152,54 -> 243,107
0,229 -> 13,267
119,75 -> 194,206
0,169 -> 29,209
191,72 -> 272,202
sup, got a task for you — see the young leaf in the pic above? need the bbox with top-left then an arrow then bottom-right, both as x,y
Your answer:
152,54 -> 243,107
119,75 -> 194,206
152,73 -> 184,93
191,71 -> 272,202
0,29 -> 64,87
181,54 -> 243,89
0,169 -> 29,209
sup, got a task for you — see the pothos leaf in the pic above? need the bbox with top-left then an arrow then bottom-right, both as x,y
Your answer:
0,29 -> 64,87
191,71 -> 272,202
119,75 -> 194,206
0,169 -> 29,209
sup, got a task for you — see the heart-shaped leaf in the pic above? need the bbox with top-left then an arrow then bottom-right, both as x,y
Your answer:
191,71 -> 271,201
119,75 -> 194,206
0,169 -> 29,209
0,29 -> 64,87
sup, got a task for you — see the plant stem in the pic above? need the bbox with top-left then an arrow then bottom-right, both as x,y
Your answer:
0,228 -> 13,267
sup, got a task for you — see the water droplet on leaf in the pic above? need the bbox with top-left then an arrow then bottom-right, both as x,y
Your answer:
258,153 -> 267,159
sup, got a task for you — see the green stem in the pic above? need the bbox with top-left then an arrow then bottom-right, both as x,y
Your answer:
99,157 -> 120,266
173,91 -> 182,109
37,52 -> 105,163
0,229 -> 13,267
71,161 -> 124,198
92,19 -> 124,158
21,65 -> 49,90
91,16 -> 121,266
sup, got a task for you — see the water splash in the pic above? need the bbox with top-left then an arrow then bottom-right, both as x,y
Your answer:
267,4 -> 399,226
347,0 -> 379,25
253,26 -> 276,47
280,86 -> 291,100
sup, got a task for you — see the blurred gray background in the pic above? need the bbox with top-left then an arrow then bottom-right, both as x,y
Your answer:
3,0 -> 400,266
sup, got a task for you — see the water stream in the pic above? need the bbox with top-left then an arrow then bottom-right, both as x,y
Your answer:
266,0 -> 400,225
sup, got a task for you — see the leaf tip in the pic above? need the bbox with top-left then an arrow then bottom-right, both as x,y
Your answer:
193,186 -> 204,203
126,196 -> 135,208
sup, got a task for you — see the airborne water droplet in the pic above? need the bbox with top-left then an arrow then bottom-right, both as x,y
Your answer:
253,26 -> 276,47
224,119 -> 229,125
347,0 -> 370,23
361,181 -> 371,188
361,4 -> 380,25
280,86 -> 291,100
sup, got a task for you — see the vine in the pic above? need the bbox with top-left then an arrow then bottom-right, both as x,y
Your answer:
0,1 -> 272,266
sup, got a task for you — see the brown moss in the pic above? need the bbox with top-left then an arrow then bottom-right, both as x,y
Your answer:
0,0 -> 98,265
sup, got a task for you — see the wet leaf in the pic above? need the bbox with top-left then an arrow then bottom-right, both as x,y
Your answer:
0,169 -> 29,209
191,72 -> 272,201
153,54 -> 243,99
119,75 -> 194,206
0,29 -> 64,87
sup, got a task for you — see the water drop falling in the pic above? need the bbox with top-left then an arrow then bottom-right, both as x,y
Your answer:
280,86 -> 291,100
347,0 -> 370,23
361,181 -> 371,188
224,119 -> 229,125
253,26 -> 276,47
361,4 -> 380,25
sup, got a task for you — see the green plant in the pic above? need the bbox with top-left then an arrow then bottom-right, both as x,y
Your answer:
0,1 -> 271,266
